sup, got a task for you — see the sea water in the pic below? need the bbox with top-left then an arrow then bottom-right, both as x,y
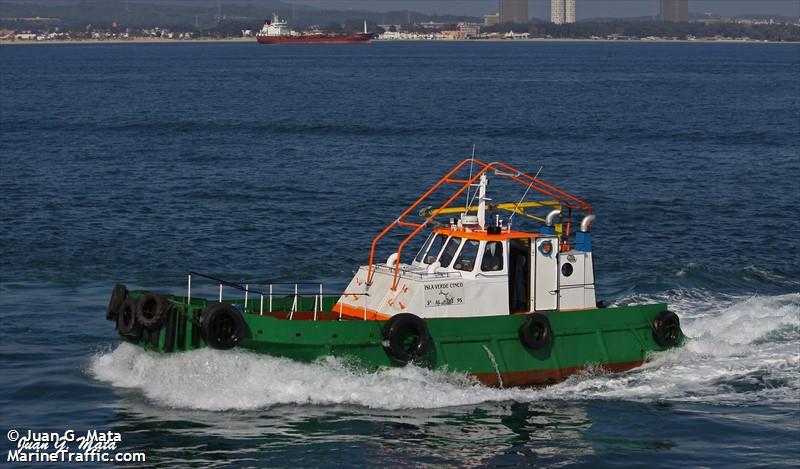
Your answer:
1,41 -> 798,467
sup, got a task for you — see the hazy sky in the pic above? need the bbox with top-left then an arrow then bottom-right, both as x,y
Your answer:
286,0 -> 800,19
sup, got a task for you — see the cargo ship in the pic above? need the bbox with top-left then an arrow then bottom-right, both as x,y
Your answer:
256,13 -> 373,45
106,158 -> 683,387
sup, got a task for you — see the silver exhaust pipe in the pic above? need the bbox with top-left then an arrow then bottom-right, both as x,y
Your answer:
580,214 -> 596,232
545,209 -> 561,226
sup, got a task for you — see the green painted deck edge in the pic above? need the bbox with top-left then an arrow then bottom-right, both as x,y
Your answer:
122,291 -> 680,385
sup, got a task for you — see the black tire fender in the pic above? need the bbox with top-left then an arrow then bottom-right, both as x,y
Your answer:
136,293 -> 171,330
382,313 -> 431,364
652,310 -> 682,347
117,297 -> 143,341
201,303 -> 246,350
106,283 -> 127,321
518,313 -> 552,350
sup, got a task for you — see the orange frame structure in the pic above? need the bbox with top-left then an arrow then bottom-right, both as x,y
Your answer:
366,159 -> 592,289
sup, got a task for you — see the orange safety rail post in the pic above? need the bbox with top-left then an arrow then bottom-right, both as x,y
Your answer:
388,163 -> 496,289
365,159 -> 475,283
489,161 -> 591,239
366,159 -> 592,288
491,161 -> 591,212
502,173 -> 584,212
397,221 -> 423,228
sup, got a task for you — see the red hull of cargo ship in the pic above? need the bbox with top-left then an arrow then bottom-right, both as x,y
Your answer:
256,33 -> 373,44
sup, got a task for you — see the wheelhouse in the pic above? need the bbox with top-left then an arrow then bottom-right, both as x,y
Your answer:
334,159 -> 597,320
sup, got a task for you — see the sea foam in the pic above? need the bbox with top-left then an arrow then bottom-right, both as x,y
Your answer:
89,292 -> 800,410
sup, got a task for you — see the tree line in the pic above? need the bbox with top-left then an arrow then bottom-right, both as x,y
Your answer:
483,20 -> 800,41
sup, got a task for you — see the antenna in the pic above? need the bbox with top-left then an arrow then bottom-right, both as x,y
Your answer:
508,165 -> 543,226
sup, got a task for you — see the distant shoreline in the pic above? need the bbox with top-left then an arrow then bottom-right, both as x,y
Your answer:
376,37 -> 797,44
0,37 -> 253,46
1,37 -> 797,46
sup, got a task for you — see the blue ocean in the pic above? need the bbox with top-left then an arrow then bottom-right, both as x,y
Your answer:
1,41 -> 798,467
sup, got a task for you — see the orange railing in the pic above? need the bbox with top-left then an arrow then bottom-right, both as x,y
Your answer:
366,159 -> 592,289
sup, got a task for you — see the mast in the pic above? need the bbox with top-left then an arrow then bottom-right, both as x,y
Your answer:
477,173 -> 487,229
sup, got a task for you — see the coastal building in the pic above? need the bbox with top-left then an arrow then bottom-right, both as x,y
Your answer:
551,0 -> 576,24
499,0 -> 528,24
566,0 -> 576,23
377,24 -> 403,33
457,22 -> 482,38
660,0 -> 689,22
377,31 -> 434,40
419,21 -> 448,30
438,30 -> 469,40
504,31 -> 530,39
483,13 -> 500,27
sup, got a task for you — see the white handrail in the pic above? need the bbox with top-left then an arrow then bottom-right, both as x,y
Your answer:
319,283 -> 323,315
289,284 -> 298,320
184,274 -> 372,322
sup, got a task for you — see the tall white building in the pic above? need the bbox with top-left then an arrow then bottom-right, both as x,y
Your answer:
551,0 -> 564,24
551,0 -> 576,24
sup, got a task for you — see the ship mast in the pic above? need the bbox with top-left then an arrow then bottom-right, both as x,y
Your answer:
477,173 -> 488,229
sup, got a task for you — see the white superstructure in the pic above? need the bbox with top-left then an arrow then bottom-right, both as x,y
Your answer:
335,173 -> 597,320
259,13 -> 292,36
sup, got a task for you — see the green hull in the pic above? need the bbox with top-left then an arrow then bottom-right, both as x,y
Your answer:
116,291 -> 680,387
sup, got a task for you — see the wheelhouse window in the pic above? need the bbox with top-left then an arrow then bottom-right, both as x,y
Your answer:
421,234 -> 446,265
481,241 -> 504,271
415,232 -> 435,263
438,237 -> 462,268
453,240 -> 480,272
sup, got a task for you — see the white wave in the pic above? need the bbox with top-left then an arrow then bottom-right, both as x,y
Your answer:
675,261 -> 700,277
89,343 -> 531,410
546,292 -> 800,405
89,292 -> 800,411
743,265 -> 800,286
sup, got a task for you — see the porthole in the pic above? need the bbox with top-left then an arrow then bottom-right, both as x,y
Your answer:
561,263 -> 574,277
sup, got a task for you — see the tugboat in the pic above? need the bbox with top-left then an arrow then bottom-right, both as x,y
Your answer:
256,13 -> 373,45
106,159 -> 683,387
